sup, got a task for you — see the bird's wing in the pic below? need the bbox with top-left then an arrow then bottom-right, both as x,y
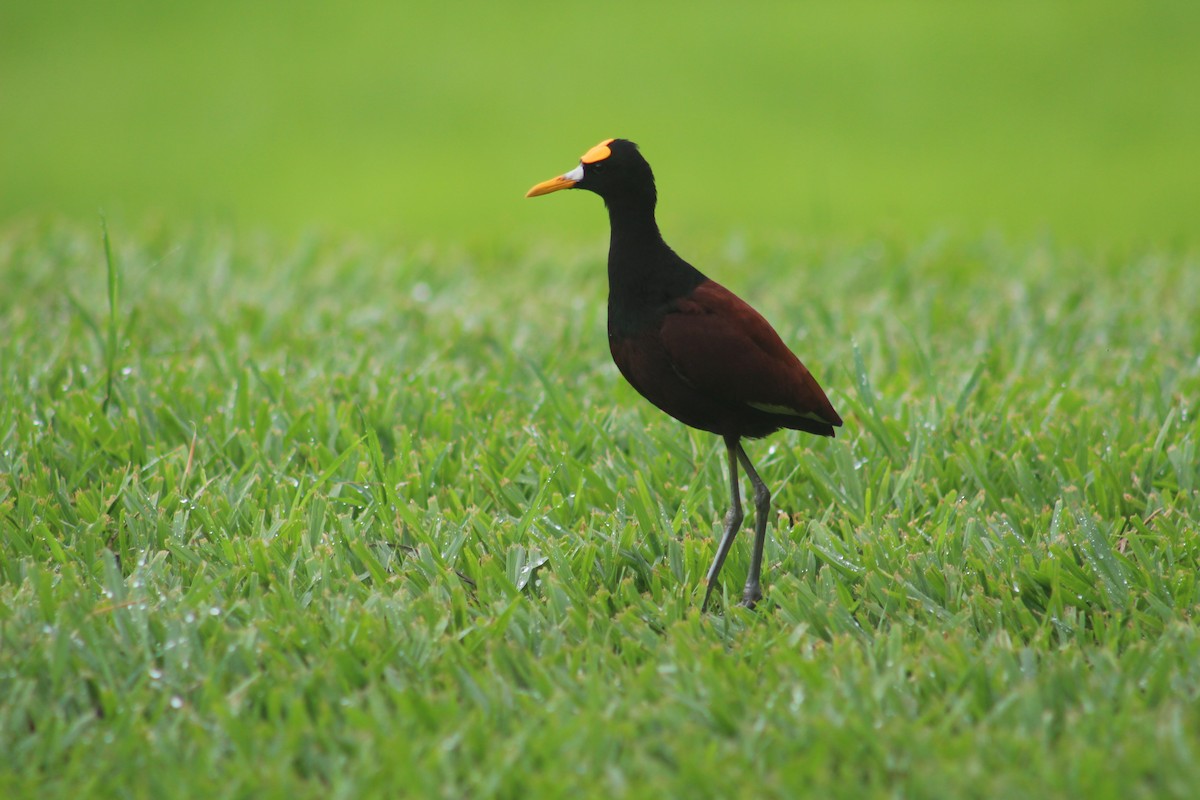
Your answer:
659,280 -> 842,427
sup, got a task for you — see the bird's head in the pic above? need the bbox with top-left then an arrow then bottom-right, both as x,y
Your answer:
526,138 -> 656,205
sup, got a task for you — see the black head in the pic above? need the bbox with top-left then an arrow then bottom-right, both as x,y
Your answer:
526,138 -> 656,206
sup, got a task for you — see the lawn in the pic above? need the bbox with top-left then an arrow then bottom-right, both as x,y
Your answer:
1,219 -> 1197,797
3,2 -> 1200,797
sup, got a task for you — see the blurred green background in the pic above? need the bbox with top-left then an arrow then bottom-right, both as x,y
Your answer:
2,1 -> 1197,245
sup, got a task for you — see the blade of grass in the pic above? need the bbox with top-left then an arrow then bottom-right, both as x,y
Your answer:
101,216 -> 121,412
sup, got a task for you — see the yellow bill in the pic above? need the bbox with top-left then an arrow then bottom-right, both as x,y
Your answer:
526,138 -> 616,197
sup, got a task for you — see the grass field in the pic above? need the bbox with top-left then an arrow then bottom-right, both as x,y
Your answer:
1,219 -> 1197,797
3,1 -> 1200,797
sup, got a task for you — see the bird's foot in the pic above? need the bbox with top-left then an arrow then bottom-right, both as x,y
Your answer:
740,582 -> 762,609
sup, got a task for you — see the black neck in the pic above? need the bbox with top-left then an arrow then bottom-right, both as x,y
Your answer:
604,195 -> 705,311
606,197 -> 665,253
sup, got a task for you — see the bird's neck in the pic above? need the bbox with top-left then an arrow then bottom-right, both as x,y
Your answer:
604,197 -> 705,320
605,198 -> 665,257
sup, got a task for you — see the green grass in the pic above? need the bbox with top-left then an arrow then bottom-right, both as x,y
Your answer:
4,3 -> 1197,794
1,219 -> 1198,797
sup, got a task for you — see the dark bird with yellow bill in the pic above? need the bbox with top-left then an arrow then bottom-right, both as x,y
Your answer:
527,138 -> 842,611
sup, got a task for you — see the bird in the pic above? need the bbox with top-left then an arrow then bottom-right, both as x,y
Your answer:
526,138 -> 842,611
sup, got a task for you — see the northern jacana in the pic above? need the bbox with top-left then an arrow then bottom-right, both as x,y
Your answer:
527,138 -> 842,611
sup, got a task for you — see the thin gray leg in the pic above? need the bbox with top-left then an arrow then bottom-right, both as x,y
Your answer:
735,442 -> 771,608
701,436 -> 743,612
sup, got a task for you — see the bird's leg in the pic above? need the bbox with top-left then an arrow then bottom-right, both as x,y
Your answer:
735,443 -> 771,608
702,436 -> 744,612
